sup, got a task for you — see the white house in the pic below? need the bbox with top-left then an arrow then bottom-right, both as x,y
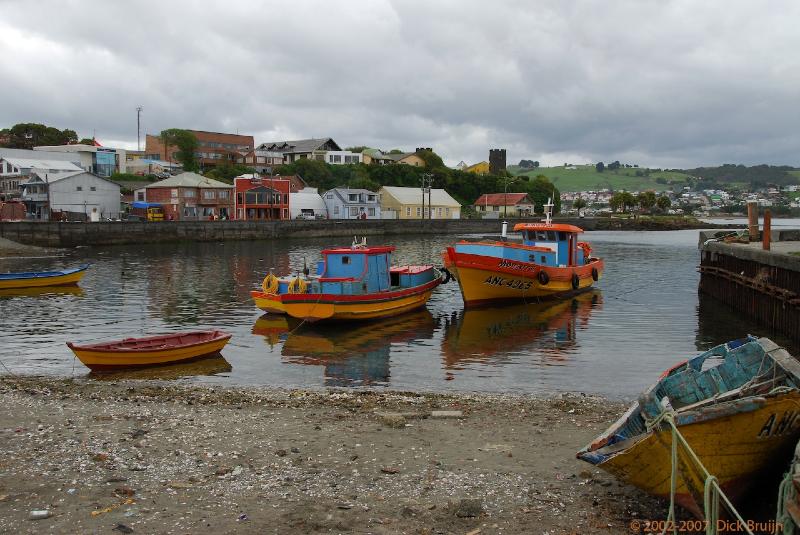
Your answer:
0,156 -> 83,198
20,169 -> 121,220
322,187 -> 381,219
324,151 -> 363,165
34,144 -> 128,176
290,187 -> 328,219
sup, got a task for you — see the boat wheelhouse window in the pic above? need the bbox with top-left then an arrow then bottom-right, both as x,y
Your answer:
541,255 -> 547,263
547,231 -> 558,241
535,230 -> 548,240
342,256 -> 350,264
558,231 -> 568,240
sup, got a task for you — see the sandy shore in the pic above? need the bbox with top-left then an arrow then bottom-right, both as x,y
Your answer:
0,377 -> 670,534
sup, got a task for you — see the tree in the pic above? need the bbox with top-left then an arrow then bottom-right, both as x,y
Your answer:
609,192 -> 623,212
596,162 -> 605,173
205,162 -> 256,183
344,146 -> 368,154
159,129 -> 200,171
637,191 -> 657,212
573,198 -> 587,211
0,123 -> 78,149
656,195 -> 672,211
415,149 -> 445,169
622,192 -> 636,212
608,160 -> 621,171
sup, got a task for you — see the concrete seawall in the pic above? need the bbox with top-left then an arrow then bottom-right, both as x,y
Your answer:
699,229 -> 800,345
0,217 -> 728,248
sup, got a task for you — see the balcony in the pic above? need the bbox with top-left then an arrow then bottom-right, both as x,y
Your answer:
23,193 -> 48,202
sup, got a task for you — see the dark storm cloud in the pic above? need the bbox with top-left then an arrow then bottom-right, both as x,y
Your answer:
1,0 -> 798,167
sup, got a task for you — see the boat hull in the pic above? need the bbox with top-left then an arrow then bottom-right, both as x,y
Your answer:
0,265 -> 88,289
443,247 -> 602,306
67,331 -> 232,371
280,278 -> 440,322
251,290 -> 286,314
586,392 -> 800,518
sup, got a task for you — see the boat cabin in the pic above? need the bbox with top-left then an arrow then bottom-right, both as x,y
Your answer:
293,245 -> 434,295
453,223 -> 589,268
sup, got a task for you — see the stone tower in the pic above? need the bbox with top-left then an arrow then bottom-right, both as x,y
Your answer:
489,149 -> 507,175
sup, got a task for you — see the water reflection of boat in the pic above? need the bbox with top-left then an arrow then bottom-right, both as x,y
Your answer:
0,285 -> 85,298
251,314 -> 298,346
280,309 -> 436,387
441,290 -> 600,367
89,355 -> 232,380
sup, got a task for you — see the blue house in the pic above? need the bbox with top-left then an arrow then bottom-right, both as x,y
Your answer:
322,187 -> 381,219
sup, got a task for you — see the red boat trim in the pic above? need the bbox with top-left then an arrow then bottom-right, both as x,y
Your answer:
321,246 -> 396,255
67,330 -> 232,352
447,248 -> 603,281
280,278 -> 441,305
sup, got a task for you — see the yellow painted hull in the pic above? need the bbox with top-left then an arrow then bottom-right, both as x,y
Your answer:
0,270 -> 86,289
282,288 -> 436,322
70,338 -> 231,370
596,393 -> 800,516
251,290 -> 286,314
450,264 -> 597,305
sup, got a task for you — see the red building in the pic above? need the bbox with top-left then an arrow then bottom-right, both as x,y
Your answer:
234,175 -> 291,220
143,172 -> 234,220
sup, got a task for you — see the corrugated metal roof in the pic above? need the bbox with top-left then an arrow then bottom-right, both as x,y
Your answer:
379,186 -> 461,206
0,147 -> 81,163
473,193 -> 532,206
144,172 -> 232,189
1,157 -> 83,171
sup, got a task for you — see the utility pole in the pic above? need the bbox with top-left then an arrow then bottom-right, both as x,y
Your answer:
421,173 -> 433,220
136,106 -> 143,152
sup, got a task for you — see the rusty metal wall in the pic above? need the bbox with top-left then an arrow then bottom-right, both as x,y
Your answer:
699,249 -> 800,344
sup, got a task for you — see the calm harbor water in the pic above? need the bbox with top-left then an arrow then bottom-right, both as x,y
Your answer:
1,229 -> 796,398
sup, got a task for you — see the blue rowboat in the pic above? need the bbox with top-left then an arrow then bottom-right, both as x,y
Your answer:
0,264 -> 89,289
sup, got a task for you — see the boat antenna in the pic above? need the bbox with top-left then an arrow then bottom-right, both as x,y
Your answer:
303,257 -> 309,277
544,197 -> 554,226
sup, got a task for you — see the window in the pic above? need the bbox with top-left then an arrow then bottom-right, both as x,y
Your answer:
218,190 -> 229,200
237,192 -> 243,204
283,208 -> 288,218
416,207 -> 421,216
342,256 -> 350,264
368,195 -> 375,202
406,207 -> 411,216
368,207 -> 375,216
348,194 -> 358,202
283,194 -> 289,204
334,205 -> 339,215
330,154 -> 341,163
76,186 -> 83,191
204,190 -> 215,200
349,206 -> 360,216
326,194 -> 333,199
90,186 -> 96,191
446,208 -> 450,215
171,189 -> 178,198
437,207 -> 442,216
184,189 -> 196,198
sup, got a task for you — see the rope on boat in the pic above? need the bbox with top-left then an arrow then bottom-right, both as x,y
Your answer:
776,467 -> 797,535
645,410 -> 754,535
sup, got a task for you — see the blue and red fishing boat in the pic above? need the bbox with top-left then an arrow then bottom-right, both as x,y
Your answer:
251,239 -> 444,322
443,200 -> 603,306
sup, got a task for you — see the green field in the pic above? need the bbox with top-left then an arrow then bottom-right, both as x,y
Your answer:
508,164 -> 692,192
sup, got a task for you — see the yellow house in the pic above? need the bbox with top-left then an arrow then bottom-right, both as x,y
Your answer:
379,186 -> 461,220
464,161 -> 490,174
362,149 -> 426,167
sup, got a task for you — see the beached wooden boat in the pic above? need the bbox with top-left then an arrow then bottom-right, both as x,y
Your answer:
577,337 -> 800,518
67,330 -> 232,371
251,239 -> 444,322
0,264 -> 89,289
442,201 -> 603,307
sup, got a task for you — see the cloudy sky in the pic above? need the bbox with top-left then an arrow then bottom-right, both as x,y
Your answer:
1,0 -> 798,168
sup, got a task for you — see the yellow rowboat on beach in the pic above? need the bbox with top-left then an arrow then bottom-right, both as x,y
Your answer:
0,264 -> 89,289
67,330 -> 232,371
578,337 -> 800,518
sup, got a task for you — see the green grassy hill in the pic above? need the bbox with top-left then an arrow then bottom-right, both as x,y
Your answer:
508,164 -> 692,192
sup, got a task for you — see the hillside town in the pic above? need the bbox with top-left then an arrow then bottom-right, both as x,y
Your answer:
1,126 -> 798,222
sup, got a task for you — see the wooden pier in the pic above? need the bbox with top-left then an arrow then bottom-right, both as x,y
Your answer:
699,228 -> 800,344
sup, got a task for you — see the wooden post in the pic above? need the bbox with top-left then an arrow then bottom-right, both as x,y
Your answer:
763,209 -> 771,251
747,201 -> 759,241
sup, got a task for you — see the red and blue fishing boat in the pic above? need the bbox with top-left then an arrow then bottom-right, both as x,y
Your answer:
251,238 -> 444,322
0,264 -> 89,290
442,200 -> 603,306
